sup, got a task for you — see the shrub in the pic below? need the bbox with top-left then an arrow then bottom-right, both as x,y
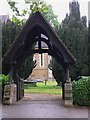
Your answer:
72,77 -> 90,106
0,74 -> 9,85
0,74 -> 10,101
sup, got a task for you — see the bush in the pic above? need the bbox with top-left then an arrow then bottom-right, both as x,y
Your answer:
72,76 -> 90,106
0,74 -> 10,101
0,74 -> 9,85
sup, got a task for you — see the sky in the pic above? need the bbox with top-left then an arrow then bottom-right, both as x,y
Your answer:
89,1 -> 90,20
0,0 -> 89,23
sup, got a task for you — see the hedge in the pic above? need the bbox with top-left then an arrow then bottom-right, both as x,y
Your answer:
72,76 -> 90,106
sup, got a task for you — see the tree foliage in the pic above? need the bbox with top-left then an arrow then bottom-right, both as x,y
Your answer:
49,1 -> 88,84
7,0 -> 59,29
88,21 -> 90,75
18,56 -> 36,79
59,1 -> 88,79
2,20 -> 21,57
2,19 -> 36,79
49,58 -> 64,85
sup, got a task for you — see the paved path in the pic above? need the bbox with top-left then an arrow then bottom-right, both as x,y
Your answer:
2,94 -> 89,118
0,104 -> 2,120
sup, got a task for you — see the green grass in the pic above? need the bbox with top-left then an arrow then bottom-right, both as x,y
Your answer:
24,81 -> 62,95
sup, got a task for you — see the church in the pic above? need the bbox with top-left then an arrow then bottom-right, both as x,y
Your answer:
29,39 -> 53,81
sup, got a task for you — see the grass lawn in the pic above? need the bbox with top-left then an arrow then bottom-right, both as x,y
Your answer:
24,81 -> 62,95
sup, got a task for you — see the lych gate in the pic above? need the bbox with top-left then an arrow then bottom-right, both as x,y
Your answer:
2,12 -> 76,105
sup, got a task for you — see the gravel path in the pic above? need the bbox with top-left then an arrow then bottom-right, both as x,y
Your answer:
21,93 -> 62,101
2,94 -> 89,118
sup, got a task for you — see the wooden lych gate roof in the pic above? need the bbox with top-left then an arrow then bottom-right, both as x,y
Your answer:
2,12 -> 76,74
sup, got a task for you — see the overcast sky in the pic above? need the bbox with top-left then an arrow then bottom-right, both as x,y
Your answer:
88,1 -> 90,20
0,0 -> 89,23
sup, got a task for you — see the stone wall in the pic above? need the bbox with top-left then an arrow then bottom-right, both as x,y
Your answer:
3,83 -> 17,105
64,82 -> 73,106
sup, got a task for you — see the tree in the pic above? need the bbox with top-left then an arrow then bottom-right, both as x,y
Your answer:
59,1 -> 88,79
49,1 -> 88,83
7,0 -> 59,29
49,58 -> 64,86
88,21 -> 90,75
69,1 -> 80,20
18,56 -> 36,79
2,20 -> 21,57
2,19 -> 36,79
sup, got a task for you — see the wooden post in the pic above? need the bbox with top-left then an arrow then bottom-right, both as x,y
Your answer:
12,71 -> 20,101
65,65 -> 70,83
62,81 -> 65,100
62,65 -> 69,100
